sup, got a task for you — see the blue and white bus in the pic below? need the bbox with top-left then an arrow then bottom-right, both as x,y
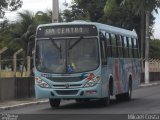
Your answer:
34,21 -> 141,108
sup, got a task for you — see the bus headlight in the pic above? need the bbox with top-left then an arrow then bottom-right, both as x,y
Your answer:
35,77 -> 50,88
84,75 -> 101,87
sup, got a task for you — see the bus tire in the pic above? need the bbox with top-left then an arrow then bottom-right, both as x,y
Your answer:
124,79 -> 132,101
49,99 -> 61,108
116,79 -> 132,101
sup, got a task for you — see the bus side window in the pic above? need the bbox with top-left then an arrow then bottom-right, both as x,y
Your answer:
121,36 -> 125,57
133,38 -> 139,58
131,38 -> 135,57
136,39 -> 140,58
105,32 -> 112,57
110,34 -> 117,58
123,36 -> 128,58
100,32 -> 107,64
128,37 -> 133,58
116,35 -> 123,58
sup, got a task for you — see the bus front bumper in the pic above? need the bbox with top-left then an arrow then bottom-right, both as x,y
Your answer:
35,84 -> 102,99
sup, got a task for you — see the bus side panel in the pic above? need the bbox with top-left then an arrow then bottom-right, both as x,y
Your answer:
113,58 -> 124,95
118,58 -> 141,94
131,59 -> 141,90
103,58 -> 141,97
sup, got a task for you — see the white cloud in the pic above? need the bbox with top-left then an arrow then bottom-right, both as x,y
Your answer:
5,0 -> 72,21
153,10 -> 160,39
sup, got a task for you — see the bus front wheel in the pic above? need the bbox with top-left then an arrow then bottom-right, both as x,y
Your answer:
49,99 -> 61,108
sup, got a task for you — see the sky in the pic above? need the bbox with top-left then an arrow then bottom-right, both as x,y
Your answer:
2,0 -> 160,39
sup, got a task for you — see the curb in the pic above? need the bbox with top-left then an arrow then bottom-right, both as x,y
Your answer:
140,82 -> 160,88
0,100 -> 48,112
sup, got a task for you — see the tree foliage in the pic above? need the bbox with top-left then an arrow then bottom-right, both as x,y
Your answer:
104,0 -> 158,30
121,0 -> 160,14
150,40 -> 160,59
104,0 -> 160,59
0,10 -> 52,56
0,0 -> 23,18
62,0 -> 107,22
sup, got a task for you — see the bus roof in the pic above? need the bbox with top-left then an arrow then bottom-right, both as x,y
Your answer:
37,21 -> 137,38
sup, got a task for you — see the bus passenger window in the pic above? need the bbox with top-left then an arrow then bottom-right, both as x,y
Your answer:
116,35 -> 123,58
131,38 -> 135,57
123,36 -> 129,58
133,38 -> 139,58
100,32 -> 107,61
105,32 -> 112,57
121,36 -> 125,57
128,37 -> 133,58
111,34 -> 117,58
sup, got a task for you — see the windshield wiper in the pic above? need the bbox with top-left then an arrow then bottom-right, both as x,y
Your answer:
50,38 -> 62,58
68,36 -> 83,50
50,38 -> 61,50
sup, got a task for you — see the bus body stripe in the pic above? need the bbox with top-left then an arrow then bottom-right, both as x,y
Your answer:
115,59 -> 122,93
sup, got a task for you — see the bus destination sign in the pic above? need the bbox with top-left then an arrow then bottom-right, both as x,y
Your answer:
36,25 -> 98,38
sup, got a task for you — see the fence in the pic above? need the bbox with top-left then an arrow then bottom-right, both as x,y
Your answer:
0,47 -> 33,78
15,77 -> 35,99
0,77 -> 34,101
141,59 -> 160,82
142,59 -> 160,72
0,57 -> 33,78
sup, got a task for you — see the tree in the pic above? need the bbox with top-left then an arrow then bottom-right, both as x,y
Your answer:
62,0 -> 107,22
104,0 -> 158,57
0,0 -> 22,18
65,0 -> 155,36
150,40 -> 160,59
12,10 -> 52,54
0,10 -> 52,74
121,0 -> 160,59
61,2 -> 90,22
0,10 -> 52,55
104,0 -> 160,83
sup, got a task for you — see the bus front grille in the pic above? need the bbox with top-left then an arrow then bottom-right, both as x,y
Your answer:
55,90 -> 79,95
46,76 -> 86,82
53,84 -> 82,88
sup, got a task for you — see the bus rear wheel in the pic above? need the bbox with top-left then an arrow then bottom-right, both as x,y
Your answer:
116,80 -> 132,101
49,99 -> 61,108
124,80 -> 132,100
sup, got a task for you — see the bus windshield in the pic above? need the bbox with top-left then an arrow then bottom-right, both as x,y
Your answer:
35,38 -> 99,74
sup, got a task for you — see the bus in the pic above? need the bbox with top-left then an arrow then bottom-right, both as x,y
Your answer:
34,21 -> 141,108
